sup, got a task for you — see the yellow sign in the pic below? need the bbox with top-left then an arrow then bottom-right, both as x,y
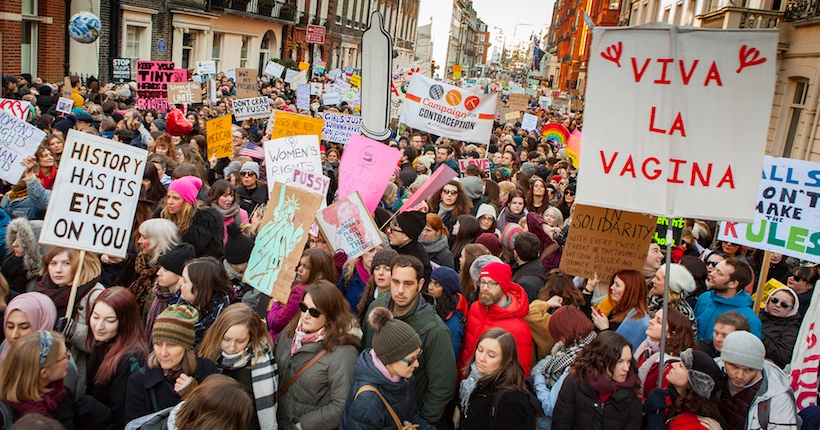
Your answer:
452,65 -> 462,73
350,74 -> 362,87
206,115 -> 233,159
298,61 -> 310,71
270,111 -> 324,140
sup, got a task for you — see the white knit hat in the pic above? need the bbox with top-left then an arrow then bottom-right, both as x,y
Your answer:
660,263 -> 696,294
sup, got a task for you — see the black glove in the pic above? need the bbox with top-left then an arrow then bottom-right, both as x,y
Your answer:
643,388 -> 671,430
54,317 -> 75,340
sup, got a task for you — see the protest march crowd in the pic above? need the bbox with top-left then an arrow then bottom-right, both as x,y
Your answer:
0,61 -> 818,430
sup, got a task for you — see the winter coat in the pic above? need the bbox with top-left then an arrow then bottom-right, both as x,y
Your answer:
444,310 -> 465,360
715,358 -> 799,430
274,330 -> 359,430
236,182 -> 269,215
338,266 -> 367,317
0,175 -> 50,220
525,300 -> 556,361
460,283 -> 533,374
361,292 -> 457,426
421,234 -> 455,270
512,259 -> 548,302
84,344 -> 146,430
693,290 -> 762,341
533,371 -> 568,430
267,284 -> 307,341
761,312 -> 801,369
552,373 -> 642,430
181,207 -> 224,259
398,162 -> 417,189
340,349 -> 435,430
2,217 -> 42,293
123,357 -> 220,423
459,380 -> 537,430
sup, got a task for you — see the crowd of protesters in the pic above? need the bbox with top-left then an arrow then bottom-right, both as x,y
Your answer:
0,71 -> 818,430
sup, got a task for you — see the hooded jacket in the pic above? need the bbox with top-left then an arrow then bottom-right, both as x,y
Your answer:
361,292 -> 457,426
715,358 -> 799,430
236,182 -> 269,215
760,312 -> 801,369
340,350 -> 434,430
460,282 -> 533,374
693,290 -> 762,341
181,207 -> 225,259
2,217 -> 42,293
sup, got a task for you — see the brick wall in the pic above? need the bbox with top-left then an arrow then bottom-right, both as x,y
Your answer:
1,0 -> 24,76
98,0 -> 111,82
39,0 -> 67,81
120,0 -> 173,62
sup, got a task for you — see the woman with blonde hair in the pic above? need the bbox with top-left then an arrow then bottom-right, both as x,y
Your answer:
127,219 -> 179,311
160,175 -> 224,258
199,303 -> 277,430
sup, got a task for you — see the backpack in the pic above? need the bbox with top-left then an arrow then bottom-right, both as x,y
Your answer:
489,386 -> 544,430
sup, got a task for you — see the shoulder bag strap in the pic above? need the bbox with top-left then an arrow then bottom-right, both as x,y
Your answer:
354,385 -> 415,430
279,349 -> 328,397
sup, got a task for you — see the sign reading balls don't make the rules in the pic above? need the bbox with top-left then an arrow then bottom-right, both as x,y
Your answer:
40,130 -> 147,258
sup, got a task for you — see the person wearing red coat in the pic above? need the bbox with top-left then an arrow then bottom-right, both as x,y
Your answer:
459,262 -> 533,374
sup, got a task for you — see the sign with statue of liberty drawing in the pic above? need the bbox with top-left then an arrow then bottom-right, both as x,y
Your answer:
244,182 -> 324,302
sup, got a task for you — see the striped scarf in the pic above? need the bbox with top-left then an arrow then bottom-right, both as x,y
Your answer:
219,346 -> 279,429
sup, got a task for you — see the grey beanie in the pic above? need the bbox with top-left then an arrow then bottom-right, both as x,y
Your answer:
369,307 -> 421,364
720,331 -> 765,370
469,254 -> 503,283
461,176 -> 484,200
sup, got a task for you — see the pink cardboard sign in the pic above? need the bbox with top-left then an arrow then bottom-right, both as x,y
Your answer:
400,164 -> 458,213
338,134 -> 401,214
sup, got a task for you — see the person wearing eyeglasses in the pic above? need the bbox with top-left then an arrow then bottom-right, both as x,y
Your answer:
274,281 -> 359,430
0,330 -> 75,427
236,161 -> 268,216
787,266 -> 818,319
760,287 -> 801,369
428,180 -> 474,240
556,182 -> 575,220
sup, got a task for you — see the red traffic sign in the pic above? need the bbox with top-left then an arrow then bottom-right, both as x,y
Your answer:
306,25 -> 326,44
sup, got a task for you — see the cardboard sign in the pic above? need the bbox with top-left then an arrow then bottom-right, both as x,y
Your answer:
39,130 -> 147,258
321,112 -> 363,144
264,135 -> 323,186
0,99 -> 32,121
350,74 -> 362,87
167,82 -> 200,105
112,58 -> 131,83
458,158 -> 490,173
136,60 -> 175,112
232,97 -> 270,121
298,61 -> 310,71
718,156 -> 820,263
521,113 -> 538,131
235,68 -> 258,98
654,217 -> 685,247
206,115 -> 233,159
291,167 -> 330,209
244,183 -> 323,302
400,74 -> 498,144
56,98 -> 74,115
504,111 -> 521,122
559,204 -> 657,284
338,134 -> 401,213
400,164 -> 458,213
316,192 -> 382,259
265,61 -> 285,78
196,60 -> 216,75
576,27 -> 778,221
296,84 -> 310,111
269,111 -> 324,140
0,109 -> 47,183
508,93 -> 529,111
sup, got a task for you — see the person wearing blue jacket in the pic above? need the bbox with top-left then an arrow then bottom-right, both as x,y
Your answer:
694,258 -> 762,340
427,266 -> 465,358
340,307 -> 434,429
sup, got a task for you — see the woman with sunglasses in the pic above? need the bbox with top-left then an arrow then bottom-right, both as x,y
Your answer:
275,281 -> 359,430
703,250 -> 727,280
0,331 -> 75,427
760,286 -> 801,369
428,180 -> 474,240
341,307 -> 432,429
788,266 -> 818,318
556,183 -> 575,220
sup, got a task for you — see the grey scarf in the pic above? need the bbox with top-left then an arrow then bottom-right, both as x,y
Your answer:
459,363 -> 486,414
421,234 -> 449,254
210,202 -> 240,221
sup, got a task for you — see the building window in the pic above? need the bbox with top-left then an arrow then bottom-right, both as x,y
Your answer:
782,79 -> 809,157
21,21 -> 37,75
182,32 -> 196,70
212,33 -> 222,72
674,2 -> 683,24
125,26 -> 142,59
240,36 -> 250,68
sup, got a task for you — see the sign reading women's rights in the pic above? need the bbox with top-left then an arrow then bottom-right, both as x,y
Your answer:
338,134 -> 401,213
0,109 -> 46,183
316,192 -> 382,259
40,130 -> 147,257
718,156 -> 820,263
576,26 -> 778,221
244,183 -> 323,302
264,135 -> 323,187
399,74 -> 498,144
560,204 -> 658,283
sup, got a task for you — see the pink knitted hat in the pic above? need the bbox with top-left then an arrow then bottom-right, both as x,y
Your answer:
168,176 -> 202,205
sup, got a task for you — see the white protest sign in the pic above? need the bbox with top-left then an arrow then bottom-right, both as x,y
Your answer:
718,156 -> 820,263
291,167 -> 330,209
232,97 -> 271,121
265,61 -> 285,78
521,113 -> 538,131
264,135 -> 323,186
328,69 -> 342,81
322,112 -> 363,144
39,130 -> 147,257
196,60 -> 216,75
224,68 -> 236,81
0,109 -> 47,183
538,96 -> 550,108
56,97 -> 74,115
322,92 -> 341,106
284,69 -> 299,84
0,99 -> 32,121
316,192 -> 382,259
310,82 -> 323,96
576,26 -> 778,221
290,70 -> 308,86
297,84 -> 310,111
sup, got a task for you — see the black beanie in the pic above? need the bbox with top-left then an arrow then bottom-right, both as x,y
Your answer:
396,211 -> 426,241
158,243 -> 196,276
224,223 -> 255,264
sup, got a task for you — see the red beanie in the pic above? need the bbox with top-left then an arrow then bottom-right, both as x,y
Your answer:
479,262 -> 515,293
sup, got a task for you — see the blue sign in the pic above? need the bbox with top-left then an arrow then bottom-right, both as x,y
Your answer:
157,39 -> 167,55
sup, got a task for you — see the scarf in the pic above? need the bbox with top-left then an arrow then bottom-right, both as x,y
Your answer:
210,202 -> 240,221
586,366 -> 637,395
505,207 -> 527,223
7,187 -> 29,202
634,338 -> 660,365
370,349 -> 401,382
421,234 -> 449,255
218,348 -> 253,369
130,253 -> 160,310
459,363 -> 485,414
438,203 -> 454,217
535,331 -> 597,388
37,166 -> 57,190
355,260 -> 371,286
6,380 -> 66,418
145,282 -> 177,340
638,351 -> 674,390
290,321 -> 326,355
37,274 -> 101,317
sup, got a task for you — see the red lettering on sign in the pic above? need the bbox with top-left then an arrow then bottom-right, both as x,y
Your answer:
716,166 -> 735,188
654,58 -> 674,84
704,62 -> 723,86
631,58 -> 651,83
679,60 -> 700,85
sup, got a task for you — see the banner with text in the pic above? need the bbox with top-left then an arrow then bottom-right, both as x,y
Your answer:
233,97 -> 270,121
0,99 -> 31,121
264,135 -> 323,186
206,115 -> 233,158
316,191 -> 382,259
235,68 -> 258,98
136,60 -> 176,112
167,82 -> 200,105
321,112 -> 363,144
338,134 -> 401,214
0,109 -> 47,183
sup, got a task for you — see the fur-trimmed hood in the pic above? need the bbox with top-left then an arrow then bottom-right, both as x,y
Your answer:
5,217 -> 42,279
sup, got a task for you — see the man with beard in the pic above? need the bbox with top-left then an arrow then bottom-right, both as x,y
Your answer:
458,261 -> 533,374
694,257 -> 762,341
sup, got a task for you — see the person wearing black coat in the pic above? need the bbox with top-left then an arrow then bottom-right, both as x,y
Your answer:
760,287 -> 802,369
389,211 -> 433,285
552,331 -> 642,430
235,162 -> 268,215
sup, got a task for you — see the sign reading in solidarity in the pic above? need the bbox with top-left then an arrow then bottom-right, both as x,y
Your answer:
40,130 -> 147,257
0,109 -> 46,183
718,156 -> 820,263
576,27 -> 778,221
400,74 -> 498,144
136,60 -> 176,112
